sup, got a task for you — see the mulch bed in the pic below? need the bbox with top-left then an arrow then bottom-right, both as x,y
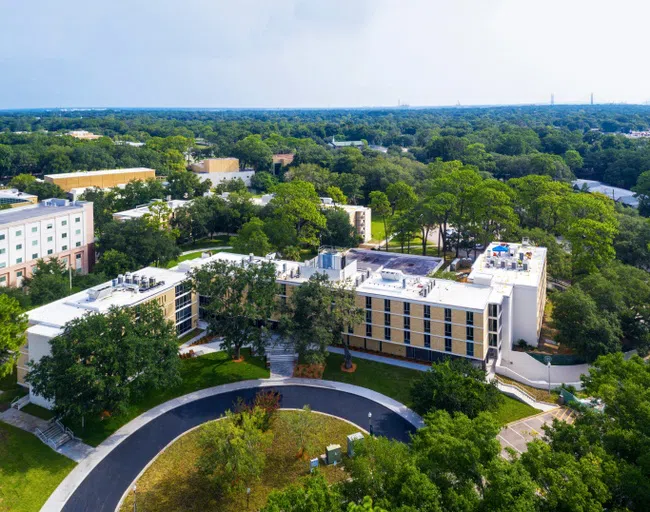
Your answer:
293,363 -> 325,379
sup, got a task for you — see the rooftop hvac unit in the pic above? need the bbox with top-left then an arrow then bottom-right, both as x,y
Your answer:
112,278 -> 118,287
125,273 -> 132,284
500,260 -> 506,269
518,252 -> 524,261
249,253 -> 254,261
140,276 -> 147,287
523,262 -> 529,271
282,263 -> 287,272
149,277 -> 156,287
511,261 -> 517,270
132,274 -> 139,284
117,274 -> 124,284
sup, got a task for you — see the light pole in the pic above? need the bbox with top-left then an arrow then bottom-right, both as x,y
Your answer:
246,487 -> 251,510
368,412 -> 373,436
133,485 -> 137,512
545,357 -> 552,394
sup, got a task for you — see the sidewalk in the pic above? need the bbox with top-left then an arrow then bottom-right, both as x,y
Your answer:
180,245 -> 231,256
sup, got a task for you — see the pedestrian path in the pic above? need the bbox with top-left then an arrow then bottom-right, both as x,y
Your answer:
267,344 -> 297,379
179,245 -> 231,256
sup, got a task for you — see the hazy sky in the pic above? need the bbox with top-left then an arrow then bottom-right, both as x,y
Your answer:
1,0 -> 648,109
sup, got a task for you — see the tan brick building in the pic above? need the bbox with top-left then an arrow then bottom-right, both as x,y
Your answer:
44,168 -> 156,192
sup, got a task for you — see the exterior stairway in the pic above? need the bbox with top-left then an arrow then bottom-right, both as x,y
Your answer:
266,345 -> 297,379
35,419 -> 75,450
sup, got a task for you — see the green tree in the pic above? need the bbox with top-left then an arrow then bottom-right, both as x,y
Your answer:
197,409 -> 272,497
285,164 -> 333,195
8,173 -> 36,191
0,294 -> 28,377
233,134 -> 273,171
250,171 -> 278,193
27,302 -> 180,420
386,181 -> 417,214
369,191 -> 391,250
326,185 -> 347,205
231,217 -> 272,256
167,170 -> 211,199
94,249 -> 135,276
321,208 -> 359,248
410,359 -> 503,417
79,187 -> 119,234
22,258 -> 69,306
263,473 -> 343,512
190,260 -> 278,360
632,169 -> 650,216
564,149 -> 584,172
479,458 -> 537,512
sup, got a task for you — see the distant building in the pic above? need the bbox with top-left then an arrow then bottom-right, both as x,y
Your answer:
0,189 -> 38,209
66,130 -> 101,140
320,198 -> 372,243
624,130 -> 650,139
112,198 -> 190,222
572,179 -> 638,207
44,168 -> 156,193
114,140 -> 145,147
272,154 -> 294,174
369,145 -> 388,153
190,158 -> 254,186
329,137 -> 364,149
0,198 -> 95,288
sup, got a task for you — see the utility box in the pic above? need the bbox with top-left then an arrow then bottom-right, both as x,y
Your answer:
326,444 -> 342,465
347,432 -> 364,457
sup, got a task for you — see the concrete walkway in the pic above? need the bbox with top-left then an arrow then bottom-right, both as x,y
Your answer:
43,378 -> 423,512
0,408 -> 94,462
180,245 -> 231,256
179,338 -> 223,356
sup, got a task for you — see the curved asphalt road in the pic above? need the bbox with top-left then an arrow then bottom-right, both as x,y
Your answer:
62,385 -> 416,512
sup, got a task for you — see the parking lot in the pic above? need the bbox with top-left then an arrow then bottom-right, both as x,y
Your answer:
498,407 -> 577,457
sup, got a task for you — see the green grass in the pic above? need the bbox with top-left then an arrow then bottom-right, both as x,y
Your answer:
178,236 -> 231,251
68,349 -> 269,446
0,422 -> 76,512
492,395 -> 540,425
20,403 -> 56,421
0,367 -> 27,413
370,218 -> 386,242
177,328 -> 205,345
118,411 -> 357,512
323,352 -> 420,407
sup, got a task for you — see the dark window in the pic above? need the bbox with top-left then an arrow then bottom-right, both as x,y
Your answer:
280,283 -> 287,295
489,304 -> 498,317
404,316 -> 410,330
445,337 -> 452,352
404,330 -> 411,344
176,306 -> 192,323
384,327 -> 391,340
175,282 -> 190,296
445,323 -> 452,337
444,308 -> 452,322
348,324 -> 354,334
424,334 -> 431,348
384,299 -> 391,312
489,333 -> 498,347
366,324 -> 372,337
489,318 -> 498,332
424,305 -> 431,319
175,294 -> 191,310
466,311 -> 474,326
424,320 -> 430,333
384,313 -> 391,326
176,318 -> 193,336
404,302 -> 410,315
366,310 -> 372,323
466,326 -> 474,341
365,296 -> 372,309
467,342 -> 474,357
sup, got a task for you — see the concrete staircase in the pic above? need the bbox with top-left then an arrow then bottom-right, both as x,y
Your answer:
266,345 -> 297,379
35,420 -> 75,450
10,394 -> 30,410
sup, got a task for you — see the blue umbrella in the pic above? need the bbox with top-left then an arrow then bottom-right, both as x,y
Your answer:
492,245 -> 508,253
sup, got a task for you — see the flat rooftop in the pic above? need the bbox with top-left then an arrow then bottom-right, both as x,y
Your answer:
346,249 -> 444,277
469,241 -> 547,288
113,199 -> 190,219
0,189 -> 37,202
0,200 -> 88,225
44,167 -> 155,179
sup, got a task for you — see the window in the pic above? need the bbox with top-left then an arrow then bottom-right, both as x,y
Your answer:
15,244 -> 22,250
384,299 -> 390,312
0,234 -> 4,241
15,230 -> 22,236
489,318 -> 498,332
75,229 -> 81,235
445,337 -> 452,352
384,312 -> 391,326
31,227 -> 37,233
47,236 -> 53,242
445,323 -> 452,337
0,249 -> 4,255
403,302 -> 410,315
61,245 -> 67,251
176,318 -> 192,336
424,305 -> 431,319
467,342 -> 474,357
404,330 -> 411,344
365,310 -> 372,323
444,308 -> 452,322
31,240 -> 38,246
32,253 -> 38,259
75,241 -> 81,247
403,316 -> 410,330
348,324 -> 353,334
365,296 -> 372,309
280,283 -> 287,295
466,311 -> 474,326
47,249 -> 53,255
75,217 -> 81,223
366,323 -> 372,337
176,306 -> 192,323
424,334 -> 431,348
489,333 -> 498,347
16,271 -> 23,278
0,263 -> 5,269
75,253 -> 82,260
61,220 -> 67,226
489,304 -> 498,317
424,320 -> 430,333
466,326 -> 474,341
175,282 -> 190,296
61,233 -> 67,239
384,327 -> 391,340
0,276 -> 5,284
176,294 -> 192,310
46,224 -> 53,230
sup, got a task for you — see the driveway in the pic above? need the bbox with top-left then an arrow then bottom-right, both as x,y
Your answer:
498,407 -> 577,457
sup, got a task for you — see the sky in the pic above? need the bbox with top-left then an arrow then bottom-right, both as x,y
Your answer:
1,0 -> 649,109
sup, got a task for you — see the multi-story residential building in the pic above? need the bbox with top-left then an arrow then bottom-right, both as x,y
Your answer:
272,153 -> 294,174
190,158 -> 254,186
0,198 -> 94,287
320,198 -> 372,243
22,241 -> 546,409
112,198 -> 190,222
44,167 -> 156,192
0,188 -> 38,209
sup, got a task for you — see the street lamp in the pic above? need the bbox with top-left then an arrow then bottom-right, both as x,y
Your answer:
545,356 -> 552,394
368,412 -> 373,436
246,487 -> 251,510
133,485 -> 137,512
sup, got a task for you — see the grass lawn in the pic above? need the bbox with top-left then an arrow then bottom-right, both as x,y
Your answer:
0,367 -> 27,413
323,352 -> 421,407
492,395 -> 540,425
68,349 -> 269,447
176,328 -> 205,345
119,411 -> 358,512
20,403 -> 55,421
179,236 -> 231,251
0,422 -> 76,512
370,217 -> 386,243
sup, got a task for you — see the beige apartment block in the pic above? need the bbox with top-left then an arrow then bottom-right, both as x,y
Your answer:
190,158 -> 240,173
44,168 -> 156,192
